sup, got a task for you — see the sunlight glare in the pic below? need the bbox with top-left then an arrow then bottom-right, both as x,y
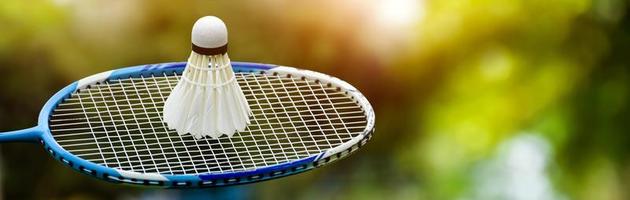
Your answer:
375,0 -> 424,28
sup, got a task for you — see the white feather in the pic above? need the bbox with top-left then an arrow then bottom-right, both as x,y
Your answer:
163,52 -> 252,139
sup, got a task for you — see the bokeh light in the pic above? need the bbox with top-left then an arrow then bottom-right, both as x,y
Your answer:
1,0 -> 630,199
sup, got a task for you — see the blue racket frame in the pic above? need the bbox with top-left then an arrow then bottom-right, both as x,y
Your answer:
0,62 -> 375,187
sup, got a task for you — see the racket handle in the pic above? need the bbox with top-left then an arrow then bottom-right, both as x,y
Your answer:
0,127 -> 41,143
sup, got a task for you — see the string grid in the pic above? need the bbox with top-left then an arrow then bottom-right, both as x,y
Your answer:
49,72 -> 368,175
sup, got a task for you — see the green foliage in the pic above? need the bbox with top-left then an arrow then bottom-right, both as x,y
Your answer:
0,0 -> 628,199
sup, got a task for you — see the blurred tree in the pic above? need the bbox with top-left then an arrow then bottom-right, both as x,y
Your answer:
0,0 -> 629,199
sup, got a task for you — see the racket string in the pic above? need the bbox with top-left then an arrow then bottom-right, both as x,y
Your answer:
97,81 -> 137,171
133,75 -> 178,174
242,73 -> 290,164
50,72 -> 367,175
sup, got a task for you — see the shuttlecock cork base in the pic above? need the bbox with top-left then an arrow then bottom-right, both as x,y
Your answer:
163,16 -> 252,139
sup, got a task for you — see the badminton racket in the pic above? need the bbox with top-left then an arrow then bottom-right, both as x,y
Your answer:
0,62 -> 375,187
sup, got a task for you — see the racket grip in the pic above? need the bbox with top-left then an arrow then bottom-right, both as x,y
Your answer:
0,127 -> 41,143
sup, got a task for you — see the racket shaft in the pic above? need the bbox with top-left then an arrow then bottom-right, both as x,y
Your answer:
0,127 -> 41,143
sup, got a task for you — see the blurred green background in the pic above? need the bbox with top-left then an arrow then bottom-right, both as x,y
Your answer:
1,0 -> 629,199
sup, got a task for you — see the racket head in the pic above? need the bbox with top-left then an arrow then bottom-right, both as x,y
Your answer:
36,62 -> 375,187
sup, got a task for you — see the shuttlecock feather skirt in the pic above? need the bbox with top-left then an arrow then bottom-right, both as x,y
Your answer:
163,52 -> 252,139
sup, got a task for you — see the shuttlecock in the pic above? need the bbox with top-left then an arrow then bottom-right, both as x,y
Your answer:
163,16 -> 252,139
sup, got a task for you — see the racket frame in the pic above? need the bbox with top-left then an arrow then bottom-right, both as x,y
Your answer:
0,62 -> 375,187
